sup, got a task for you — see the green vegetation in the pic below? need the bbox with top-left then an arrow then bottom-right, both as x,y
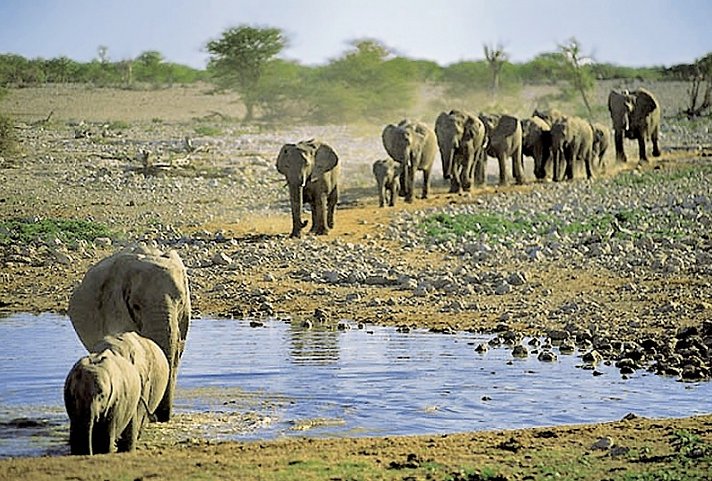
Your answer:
420,212 -> 535,239
0,217 -> 114,245
194,124 -> 222,137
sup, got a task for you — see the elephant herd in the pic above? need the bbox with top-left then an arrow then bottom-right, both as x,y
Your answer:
275,87 -> 661,238
63,245 -> 191,454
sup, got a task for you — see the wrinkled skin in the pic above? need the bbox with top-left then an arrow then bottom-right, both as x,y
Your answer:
550,116 -> 594,181
372,158 -> 401,207
479,113 -> 525,185
68,245 -> 191,422
64,348 -> 141,455
382,119 -> 437,202
521,116 -> 553,181
93,332 -> 169,430
276,140 -> 339,238
590,122 -> 610,173
435,110 -> 487,193
608,88 -> 661,162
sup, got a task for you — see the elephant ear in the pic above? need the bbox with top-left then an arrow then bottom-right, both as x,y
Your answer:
495,115 -> 520,137
276,144 -> 294,176
435,112 -> 450,137
312,142 -> 339,180
634,89 -> 659,116
382,124 -> 405,162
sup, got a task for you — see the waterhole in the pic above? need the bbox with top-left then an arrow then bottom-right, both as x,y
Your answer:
0,312 -> 709,458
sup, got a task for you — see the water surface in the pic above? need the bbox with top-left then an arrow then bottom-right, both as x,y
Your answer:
1,312 -> 709,458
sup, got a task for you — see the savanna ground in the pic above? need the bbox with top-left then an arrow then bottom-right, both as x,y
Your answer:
0,81 -> 711,480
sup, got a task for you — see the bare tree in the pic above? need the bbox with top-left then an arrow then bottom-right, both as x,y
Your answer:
685,53 -> 712,118
558,38 -> 594,118
484,43 -> 508,95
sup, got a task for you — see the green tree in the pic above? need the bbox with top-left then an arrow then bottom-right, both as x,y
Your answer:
206,25 -> 287,121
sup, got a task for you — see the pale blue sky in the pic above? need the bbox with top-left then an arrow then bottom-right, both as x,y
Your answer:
1,0 -> 710,68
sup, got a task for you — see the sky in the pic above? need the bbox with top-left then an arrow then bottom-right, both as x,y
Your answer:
1,0 -> 710,69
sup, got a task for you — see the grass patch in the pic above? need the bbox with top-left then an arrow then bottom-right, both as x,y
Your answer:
0,217 -> 114,246
194,124 -> 222,137
612,163 -> 712,188
420,213 -> 534,239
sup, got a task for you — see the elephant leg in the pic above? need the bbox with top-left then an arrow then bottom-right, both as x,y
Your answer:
652,128 -> 661,157
314,193 -> 329,235
497,153 -> 508,185
327,189 -> 337,229
449,164 -> 462,193
474,151 -> 486,185
69,418 -> 91,455
421,169 -> 431,199
377,181 -> 386,208
461,162 -> 472,192
637,135 -> 648,162
614,130 -> 627,163
512,147 -> 524,185
117,416 -> 138,453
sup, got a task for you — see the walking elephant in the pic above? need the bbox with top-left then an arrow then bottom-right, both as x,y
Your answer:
435,110 -> 486,193
479,113 -> 525,185
64,346 -> 141,454
608,88 -> 661,162
382,119 -> 437,202
590,122 -> 610,173
372,158 -> 401,207
550,116 -> 594,181
68,244 -> 191,422
64,332 -> 169,455
276,139 -> 339,238
521,116 -> 553,181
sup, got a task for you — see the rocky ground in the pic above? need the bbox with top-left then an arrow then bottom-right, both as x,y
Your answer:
1,83 -> 711,478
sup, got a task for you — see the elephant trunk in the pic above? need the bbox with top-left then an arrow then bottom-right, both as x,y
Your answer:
403,150 -> 415,202
439,137 -> 456,181
288,182 -> 306,238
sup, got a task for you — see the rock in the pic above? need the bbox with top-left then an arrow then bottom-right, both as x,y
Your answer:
507,271 -> 527,286
211,252 -> 232,266
495,282 -> 511,295
94,237 -> 112,247
537,350 -> 558,362
582,350 -> 603,365
474,343 -> 489,354
512,345 -> 529,358
591,437 -> 614,450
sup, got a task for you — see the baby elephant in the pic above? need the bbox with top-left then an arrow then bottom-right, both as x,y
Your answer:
64,332 -> 169,455
372,158 -> 401,207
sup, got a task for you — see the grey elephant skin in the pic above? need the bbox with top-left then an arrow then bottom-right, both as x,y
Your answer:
276,139 -> 339,238
382,119 -> 437,202
68,245 -> 191,422
550,116 -> 594,181
608,88 -> 661,162
521,116 -> 553,181
372,158 -> 400,207
479,113 -> 525,185
435,110 -> 486,193
64,332 -> 168,455
590,121 -> 610,173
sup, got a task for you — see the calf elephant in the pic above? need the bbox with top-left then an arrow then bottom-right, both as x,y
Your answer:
68,244 -> 191,422
372,158 -> 401,207
479,113 -> 525,185
590,122 -> 610,173
382,119 -> 437,202
521,116 -> 553,181
550,116 -> 594,181
64,346 -> 141,454
276,139 -> 340,238
435,110 -> 486,193
608,88 -> 661,162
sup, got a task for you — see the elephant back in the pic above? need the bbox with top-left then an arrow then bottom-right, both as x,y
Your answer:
68,245 -> 191,354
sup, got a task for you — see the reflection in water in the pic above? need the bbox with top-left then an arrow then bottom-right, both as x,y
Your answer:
1,313 -> 711,458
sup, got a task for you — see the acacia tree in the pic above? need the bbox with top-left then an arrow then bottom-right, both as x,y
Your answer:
558,38 -> 594,118
206,25 -> 286,121
685,52 -> 712,118
483,43 -> 508,94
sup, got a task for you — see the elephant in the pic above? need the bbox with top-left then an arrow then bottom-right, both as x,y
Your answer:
590,122 -> 610,173
608,88 -> 661,162
532,108 -> 565,128
382,119 -> 437,202
479,113 -> 525,185
276,139 -> 339,238
372,158 -> 401,207
93,331 -> 169,430
550,116 -> 594,181
521,116 -> 553,181
64,332 -> 169,455
64,346 -> 141,454
434,110 -> 487,193
68,244 -> 191,422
